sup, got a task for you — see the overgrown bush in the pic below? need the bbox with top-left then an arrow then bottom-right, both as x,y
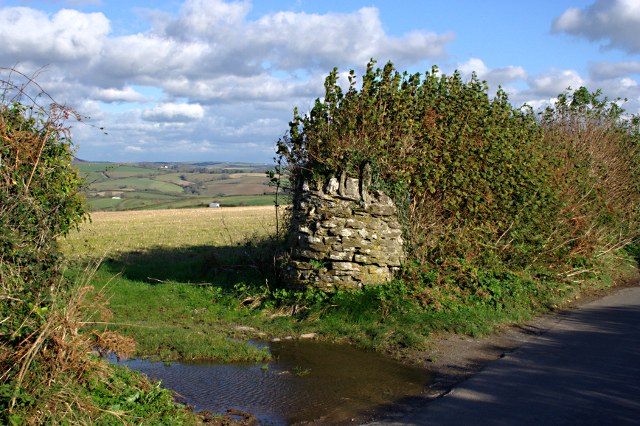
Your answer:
278,60 -> 639,289
539,87 -> 640,268
0,70 -> 192,425
0,72 -> 86,332
0,69 -> 90,421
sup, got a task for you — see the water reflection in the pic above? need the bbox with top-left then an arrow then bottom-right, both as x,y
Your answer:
118,340 -> 431,425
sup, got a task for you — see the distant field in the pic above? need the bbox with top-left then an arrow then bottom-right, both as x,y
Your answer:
75,161 -> 279,211
62,206 -> 279,259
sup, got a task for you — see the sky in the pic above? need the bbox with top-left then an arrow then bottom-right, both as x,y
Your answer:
1,0 -> 639,164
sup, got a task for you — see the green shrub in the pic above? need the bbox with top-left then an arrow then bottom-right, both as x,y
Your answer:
0,71 -> 101,424
1,73 -> 87,341
280,60 -> 558,272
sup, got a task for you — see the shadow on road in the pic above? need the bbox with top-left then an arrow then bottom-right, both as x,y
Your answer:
365,286 -> 640,425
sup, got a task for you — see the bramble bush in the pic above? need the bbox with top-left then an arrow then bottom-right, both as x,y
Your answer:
0,71 -> 87,343
278,60 -> 639,295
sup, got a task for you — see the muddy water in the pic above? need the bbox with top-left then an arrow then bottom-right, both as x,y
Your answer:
119,340 -> 430,425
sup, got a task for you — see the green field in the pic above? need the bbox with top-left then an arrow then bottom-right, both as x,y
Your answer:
75,161 -> 279,211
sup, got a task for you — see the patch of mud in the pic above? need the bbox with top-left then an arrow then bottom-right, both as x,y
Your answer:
198,409 -> 259,425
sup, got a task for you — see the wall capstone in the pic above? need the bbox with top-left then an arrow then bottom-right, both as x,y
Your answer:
287,167 -> 404,289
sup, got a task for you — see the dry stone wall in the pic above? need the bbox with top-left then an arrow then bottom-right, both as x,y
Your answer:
287,168 -> 404,289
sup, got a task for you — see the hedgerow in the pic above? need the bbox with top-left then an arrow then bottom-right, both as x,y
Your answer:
278,60 -> 640,289
539,87 -> 640,268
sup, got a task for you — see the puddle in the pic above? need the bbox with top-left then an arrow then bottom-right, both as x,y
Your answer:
117,340 -> 431,424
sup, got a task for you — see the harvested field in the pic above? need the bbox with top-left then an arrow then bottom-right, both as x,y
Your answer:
63,206 -> 284,259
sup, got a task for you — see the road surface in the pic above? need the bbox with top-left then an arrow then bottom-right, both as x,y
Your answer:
366,285 -> 640,425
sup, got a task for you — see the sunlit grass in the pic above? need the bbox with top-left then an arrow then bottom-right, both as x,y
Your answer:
63,206 -> 279,259
61,206 -> 286,362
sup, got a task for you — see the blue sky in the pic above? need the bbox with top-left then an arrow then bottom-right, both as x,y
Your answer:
1,0 -> 639,163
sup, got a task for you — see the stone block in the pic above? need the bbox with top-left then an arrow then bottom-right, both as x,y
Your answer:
371,190 -> 393,205
292,261 -> 314,270
357,228 -> 369,238
345,218 -> 366,229
298,270 -> 313,280
332,261 -> 361,272
353,254 -> 369,264
388,220 -> 403,229
323,236 -> 340,245
366,265 -> 389,275
297,249 -> 325,260
365,204 -> 396,216
320,218 -> 345,229
338,228 -> 353,237
382,228 -> 403,238
308,225 -> 324,236
299,226 -> 312,235
306,235 -> 323,244
331,244 -> 356,253
324,177 -> 339,194
328,251 -> 353,261
338,177 -> 361,201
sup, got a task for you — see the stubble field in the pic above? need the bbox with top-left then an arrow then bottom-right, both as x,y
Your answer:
63,206 -> 279,258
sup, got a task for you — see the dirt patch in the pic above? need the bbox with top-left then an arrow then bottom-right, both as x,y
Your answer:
198,409 -> 259,425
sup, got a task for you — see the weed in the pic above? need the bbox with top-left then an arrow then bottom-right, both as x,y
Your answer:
309,259 -> 327,270
292,366 -> 311,377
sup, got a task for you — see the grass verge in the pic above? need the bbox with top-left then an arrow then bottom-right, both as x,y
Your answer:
61,207 -> 639,364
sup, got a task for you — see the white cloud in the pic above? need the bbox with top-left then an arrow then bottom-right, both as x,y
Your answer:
590,76 -> 640,102
0,7 -> 109,63
529,68 -> 585,97
91,86 -> 147,103
160,72 -> 323,103
457,58 -> 527,88
8,1 -> 453,105
141,103 -> 205,122
96,33 -> 210,82
510,65 -> 640,116
166,0 -> 250,41
248,7 -> 454,69
589,61 -> 640,79
552,0 -> 640,53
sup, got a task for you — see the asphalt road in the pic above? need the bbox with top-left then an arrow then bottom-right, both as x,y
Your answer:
366,285 -> 640,425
